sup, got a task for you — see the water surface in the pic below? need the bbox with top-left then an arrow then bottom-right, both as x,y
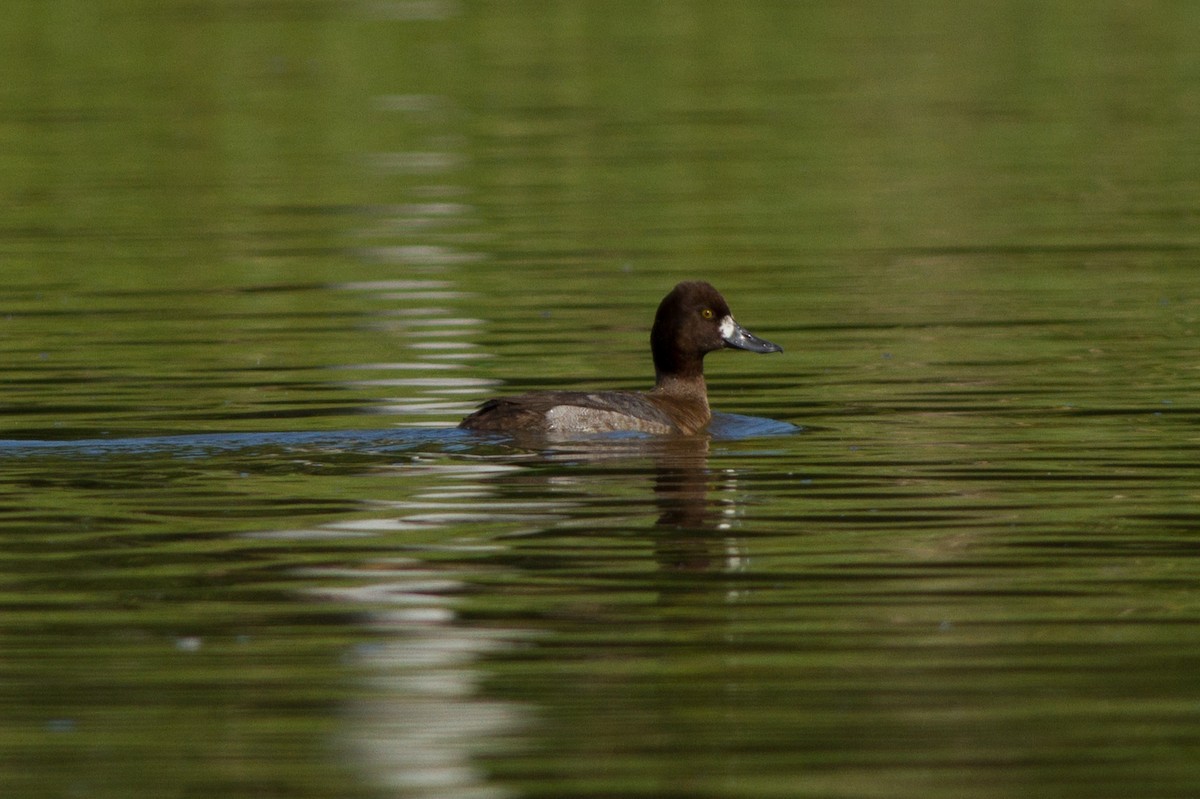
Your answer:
2,2 -> 1199,798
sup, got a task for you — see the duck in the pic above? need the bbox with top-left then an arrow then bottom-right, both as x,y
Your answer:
459,281 -> 782,436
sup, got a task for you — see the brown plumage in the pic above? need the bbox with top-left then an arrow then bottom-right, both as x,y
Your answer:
460,281 -> 782,436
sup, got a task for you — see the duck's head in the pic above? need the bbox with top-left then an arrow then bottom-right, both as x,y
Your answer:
650,281 -> 782,380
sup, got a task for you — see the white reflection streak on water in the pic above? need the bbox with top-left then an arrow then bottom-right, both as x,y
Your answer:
337,186 -> 492,424
267,461 -> 539,799
324,27 -> 528,791
337,362 -> 460,370
320,572 -> 525,799
367,245 -> 487,265
336,280 -> 454,291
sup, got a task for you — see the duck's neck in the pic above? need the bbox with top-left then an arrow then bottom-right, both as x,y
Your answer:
650,373 -> 711,434
652,373 -> 709,407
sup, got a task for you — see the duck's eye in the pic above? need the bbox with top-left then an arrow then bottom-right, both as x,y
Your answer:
701,308 -> 714,319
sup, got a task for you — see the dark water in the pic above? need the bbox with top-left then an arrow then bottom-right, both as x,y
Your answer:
3,2 -> 1200,798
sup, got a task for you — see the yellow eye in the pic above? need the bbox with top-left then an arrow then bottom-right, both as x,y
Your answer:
701,308 -> 714,319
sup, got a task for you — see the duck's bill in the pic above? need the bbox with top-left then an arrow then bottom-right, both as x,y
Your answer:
720,316 -> 783,354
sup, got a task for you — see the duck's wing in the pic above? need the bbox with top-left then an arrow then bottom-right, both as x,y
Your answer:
459,391 -> 678,434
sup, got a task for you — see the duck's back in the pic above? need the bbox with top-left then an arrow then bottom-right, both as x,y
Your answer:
459,390 -> 686,435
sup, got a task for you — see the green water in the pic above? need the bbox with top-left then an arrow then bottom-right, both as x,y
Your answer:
2,2 -> 1199,797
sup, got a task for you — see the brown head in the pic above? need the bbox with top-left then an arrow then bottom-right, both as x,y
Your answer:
650,281 -> 782,384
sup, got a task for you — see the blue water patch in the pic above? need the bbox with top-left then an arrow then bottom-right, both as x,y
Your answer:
707,412 -> 801,440
0,414 -> 797,458
0,428 -> 471,458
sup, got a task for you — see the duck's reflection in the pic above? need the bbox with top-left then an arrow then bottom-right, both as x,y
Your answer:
648,436 -> 713,531
316,429 -> 766,798
531,433 -> 747,577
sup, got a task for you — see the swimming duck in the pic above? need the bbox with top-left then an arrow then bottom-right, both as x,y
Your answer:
459,281 -> 782,436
